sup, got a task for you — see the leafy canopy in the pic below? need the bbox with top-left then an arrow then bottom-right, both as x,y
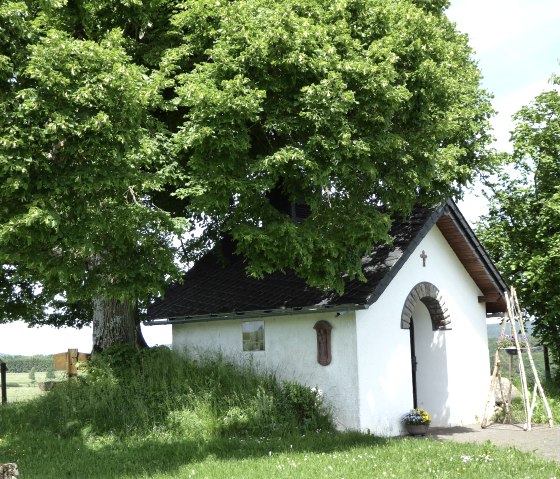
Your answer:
477,74 -> 560,368
0,0 -> 495,326
170,0 -> 495,290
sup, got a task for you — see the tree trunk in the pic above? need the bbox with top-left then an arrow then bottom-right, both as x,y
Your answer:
543,345 -> 551,381
92,298 -> 144,354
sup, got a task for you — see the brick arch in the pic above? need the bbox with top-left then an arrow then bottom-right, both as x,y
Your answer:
401,282 -> 451,331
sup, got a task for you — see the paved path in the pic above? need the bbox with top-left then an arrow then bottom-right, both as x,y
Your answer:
428,423 -> 560,463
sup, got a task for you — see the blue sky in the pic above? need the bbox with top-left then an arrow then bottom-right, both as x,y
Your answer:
448,0 -> 560,153
448,0 -> 560,221
1,1 -> 559,355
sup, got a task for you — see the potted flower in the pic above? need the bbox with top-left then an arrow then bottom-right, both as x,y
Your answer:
402,408 -> 431,436
497,333 -> 528,355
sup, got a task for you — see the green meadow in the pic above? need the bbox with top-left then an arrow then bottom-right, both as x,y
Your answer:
1,347 -> 558,478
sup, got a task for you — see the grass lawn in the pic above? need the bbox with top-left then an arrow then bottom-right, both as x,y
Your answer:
1,430 -> 559,478
1,348 -> 559,478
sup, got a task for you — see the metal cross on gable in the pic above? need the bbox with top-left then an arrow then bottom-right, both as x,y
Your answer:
420,250 -> 427,267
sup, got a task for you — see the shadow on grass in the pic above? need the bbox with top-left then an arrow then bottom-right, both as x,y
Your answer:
2,428 -> 391,478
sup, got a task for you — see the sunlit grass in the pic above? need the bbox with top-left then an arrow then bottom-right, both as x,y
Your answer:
1,347 -> 558,478
3,429 -> 558,479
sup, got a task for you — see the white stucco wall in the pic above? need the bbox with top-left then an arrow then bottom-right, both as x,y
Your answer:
355,225 -> 490,436
173,311 -> 360,429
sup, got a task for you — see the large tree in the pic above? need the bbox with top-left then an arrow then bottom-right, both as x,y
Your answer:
0,1 -> 184,350
477,74 -> 560,371
1,0 -> 495,352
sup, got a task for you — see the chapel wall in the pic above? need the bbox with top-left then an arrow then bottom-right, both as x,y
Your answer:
172,310 -> 361,430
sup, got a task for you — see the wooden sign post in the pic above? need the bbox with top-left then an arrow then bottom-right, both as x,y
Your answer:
53,349 -> 90,380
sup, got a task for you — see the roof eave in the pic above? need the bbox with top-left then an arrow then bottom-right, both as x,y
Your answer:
441,200 -> 508,312
364,199 -> 508,313
144,302 -> 367,326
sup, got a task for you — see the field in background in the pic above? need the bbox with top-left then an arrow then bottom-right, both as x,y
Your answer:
4,371 -> 65,403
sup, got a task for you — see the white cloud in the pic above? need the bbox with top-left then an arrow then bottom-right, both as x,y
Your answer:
447,0 -> 560,55
0,321 -> 171,356
448,0 -> 560,152
458,191 -> 489,225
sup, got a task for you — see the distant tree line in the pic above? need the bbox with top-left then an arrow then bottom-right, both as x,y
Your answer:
0,355 -> 54,373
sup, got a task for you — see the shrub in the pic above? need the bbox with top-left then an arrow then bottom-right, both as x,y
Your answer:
279,383 -> 331,431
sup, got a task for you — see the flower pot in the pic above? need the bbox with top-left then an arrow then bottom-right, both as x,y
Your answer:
502,347 -> 527,356
405,424 -> 429,436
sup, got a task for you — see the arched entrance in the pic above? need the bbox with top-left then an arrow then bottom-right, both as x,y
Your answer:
401,282 -> 450,331
401,282 -> 451,425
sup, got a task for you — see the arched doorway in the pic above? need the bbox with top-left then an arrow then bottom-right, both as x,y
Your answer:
401,282 -> 451,426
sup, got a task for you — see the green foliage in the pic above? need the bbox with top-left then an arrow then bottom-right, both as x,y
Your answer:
487,328 -> 551,384
171,0 -> 496,291
0,265 -> 49,323
0,1 -> 183,329
1,346 -> 332,437
495,379 -> 560,426
45,369 -> 56,379
0,24 -> 183,312
280,382 -> 330,430
28,367 -> 36,382
477,73 -> 560,370
531,380 -> 560,423
1,0 -> 496,333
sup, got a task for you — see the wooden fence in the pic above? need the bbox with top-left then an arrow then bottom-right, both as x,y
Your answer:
1,362 -> 7,405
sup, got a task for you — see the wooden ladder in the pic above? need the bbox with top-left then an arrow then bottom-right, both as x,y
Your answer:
481,287 -> 553,430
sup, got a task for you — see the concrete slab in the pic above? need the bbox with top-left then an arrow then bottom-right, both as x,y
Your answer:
428,423 -> 560,463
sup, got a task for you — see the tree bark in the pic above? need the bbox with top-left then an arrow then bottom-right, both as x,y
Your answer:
92,298 -> 142,354
543,345 -> 551,381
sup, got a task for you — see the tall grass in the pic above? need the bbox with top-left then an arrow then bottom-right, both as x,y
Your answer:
1,346 -> 332,439
498,379 -> 560,425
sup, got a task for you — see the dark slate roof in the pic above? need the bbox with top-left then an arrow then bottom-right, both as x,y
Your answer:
147,200 -> 508,323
